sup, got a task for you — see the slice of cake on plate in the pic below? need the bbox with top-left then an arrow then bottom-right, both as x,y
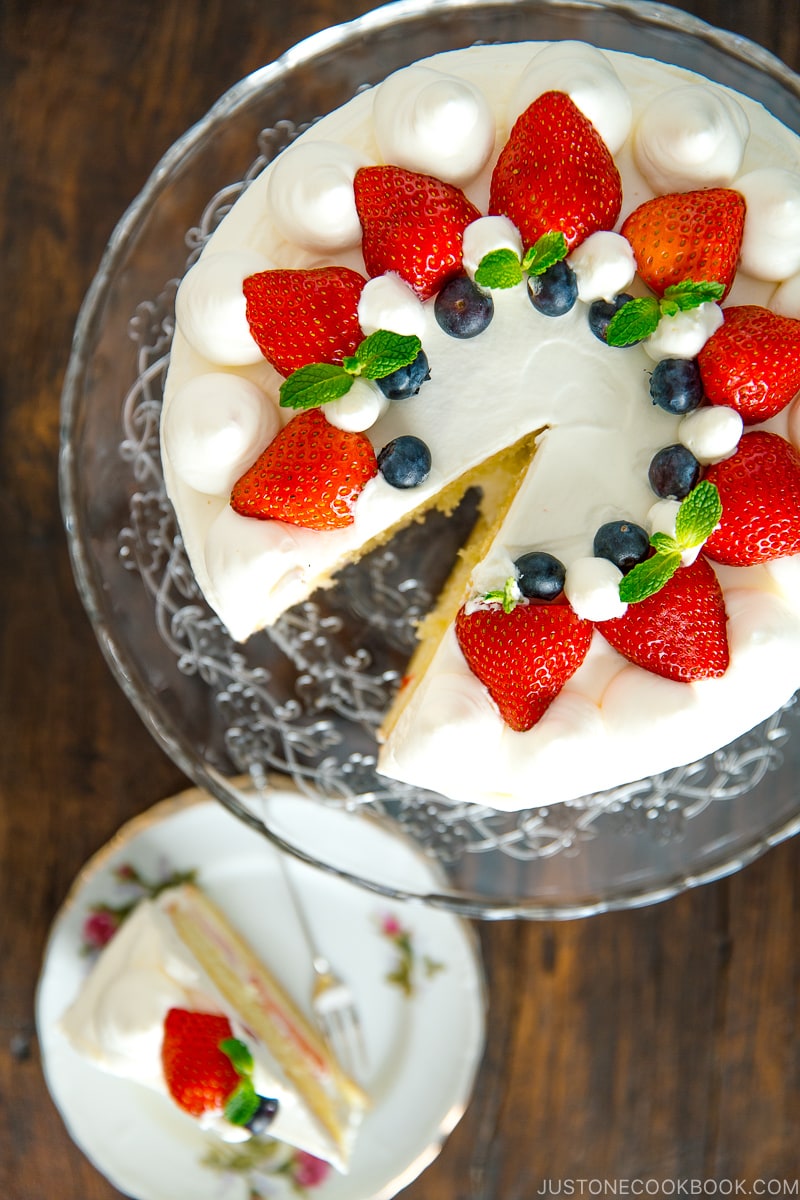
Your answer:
60,883 -> 367,1171
160,40 -> 800,811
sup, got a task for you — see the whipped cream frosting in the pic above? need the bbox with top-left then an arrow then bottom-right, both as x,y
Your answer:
60,892 -> 360,1169
161,42 -> 800,812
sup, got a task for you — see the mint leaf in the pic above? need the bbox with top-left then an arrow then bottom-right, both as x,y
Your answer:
353,329 -> 421,380
675,480 -> 722,548
606,296 -> 661,346
483,577 -> 518,613
279,363 -> 353,409
663,280 -> 725,312
619,550 -> 682,604
650,531 -> 680,555
224,1078 -> 260,1127
220,1037 -> 254,1076
522,231 -> 568,277
475,248 -> 523,289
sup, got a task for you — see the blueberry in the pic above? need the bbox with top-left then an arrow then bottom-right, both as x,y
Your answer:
377,435 -> 432,488
593,521 -> 650,574
648,444 -> 702,499
649,357 -> 705,414
514,551 -> 566,601
376,349 -> 431,400
527,260 -> 578,317
587,292 -> 635,343
246,1096 -> 279,1135
434,275 -> 494,338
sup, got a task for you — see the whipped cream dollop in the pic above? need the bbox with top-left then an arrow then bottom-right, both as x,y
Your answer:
266,140 -> 368,252
163,373 -> 279,495
372,65 -> 495,186
324,378 -> 389,432
633,84 -> 749,193
644,302 -> 724,361
646,499 -> 702,565
565,556 -> 628,622
357,273 -> 427,336
736,168 -> 800,281
678,405 -> 743,464
568,231 -> 636,303
509,41 -> 632,153
771,271 -> 800,318
175,250 -> 270,365
462,216 -> 523,279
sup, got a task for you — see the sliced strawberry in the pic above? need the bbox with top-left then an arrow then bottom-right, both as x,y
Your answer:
703,431 -> 800,566
620,187 -> 745,299
161,1008 -> 239,1117
354,165 -> 481,301
488,90 -> 622,252
230,407 -> 377,531
455,599 -> 593,732
243,267 -> 366,378
597,557 -> 729,682
697,305 -> 800,424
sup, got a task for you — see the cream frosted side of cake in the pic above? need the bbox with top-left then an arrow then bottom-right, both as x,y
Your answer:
59,888 -> 363,1170
161,42 -> 800,811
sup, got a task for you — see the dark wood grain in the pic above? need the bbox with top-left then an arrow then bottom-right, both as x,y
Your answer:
2,1 -> 799,1197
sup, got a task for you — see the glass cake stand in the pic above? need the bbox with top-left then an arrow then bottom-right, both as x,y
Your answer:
60,0 -> 800,919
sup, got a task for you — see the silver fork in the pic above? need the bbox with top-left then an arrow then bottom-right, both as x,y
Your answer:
278,855 -> 368,1082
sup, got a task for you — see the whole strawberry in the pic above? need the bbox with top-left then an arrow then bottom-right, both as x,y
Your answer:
243,267 -> 366,378
620,187 -> 745,298
697,305 -> 800,423
230,408 -> 377,530
454,599 -> 593,732
161,1008 -> 240,1117
597,556 -> 729,682
354,165 -> 481,300
489,91 -> 622,252
703,431 -> 800,565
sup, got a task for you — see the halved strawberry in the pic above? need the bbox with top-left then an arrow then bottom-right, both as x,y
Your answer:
161,1008 -> 239,1117
488,90 -> 622,252
597,556 -> 729,682
353,165 -> 481,300
697,305 -> 800,424
703,431 -> 800,566
243,267 -> 366,378
620,188 -> 745,299
230,407 -> 377,530
455,599 -> 593,732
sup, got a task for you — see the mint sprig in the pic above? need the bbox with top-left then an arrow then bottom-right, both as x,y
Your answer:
279,329 -> 422,410
482,576 -> 519,613
606,280 -> 725,347
219,1036 -> 272,1128
619,481 -> 722,603
475,231 -> 568,291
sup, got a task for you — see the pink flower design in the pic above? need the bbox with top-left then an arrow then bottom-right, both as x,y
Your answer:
381,913 -> 402,937
292,1152 -> 331,1189
82,908 -> 121,949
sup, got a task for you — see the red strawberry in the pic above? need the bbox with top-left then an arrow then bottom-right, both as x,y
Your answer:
455,600 -> 593,732
161,1008 -> 239,1117
230,408 -> 377,531
354,165 -> 481,300
703,431 -> 800,566
243,267 -> 366,378
620,188 -> 745,298
488,91 -> 622,252
697,305 -> 800,424
598,557 -> 729,682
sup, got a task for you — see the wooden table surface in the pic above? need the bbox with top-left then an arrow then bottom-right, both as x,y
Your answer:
2,1 -> 799,1196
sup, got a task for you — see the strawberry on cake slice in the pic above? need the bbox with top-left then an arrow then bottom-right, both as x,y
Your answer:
160,41 -> 800,811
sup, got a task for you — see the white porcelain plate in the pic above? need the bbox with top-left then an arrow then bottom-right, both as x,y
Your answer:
36,785 -> 486,1200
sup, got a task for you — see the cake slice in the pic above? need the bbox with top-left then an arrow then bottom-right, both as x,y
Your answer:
60,883 -> 367,1171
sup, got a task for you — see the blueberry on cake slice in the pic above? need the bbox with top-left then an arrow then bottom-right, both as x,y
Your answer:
161,41 -> 800,811
60,884 -> 367,1170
